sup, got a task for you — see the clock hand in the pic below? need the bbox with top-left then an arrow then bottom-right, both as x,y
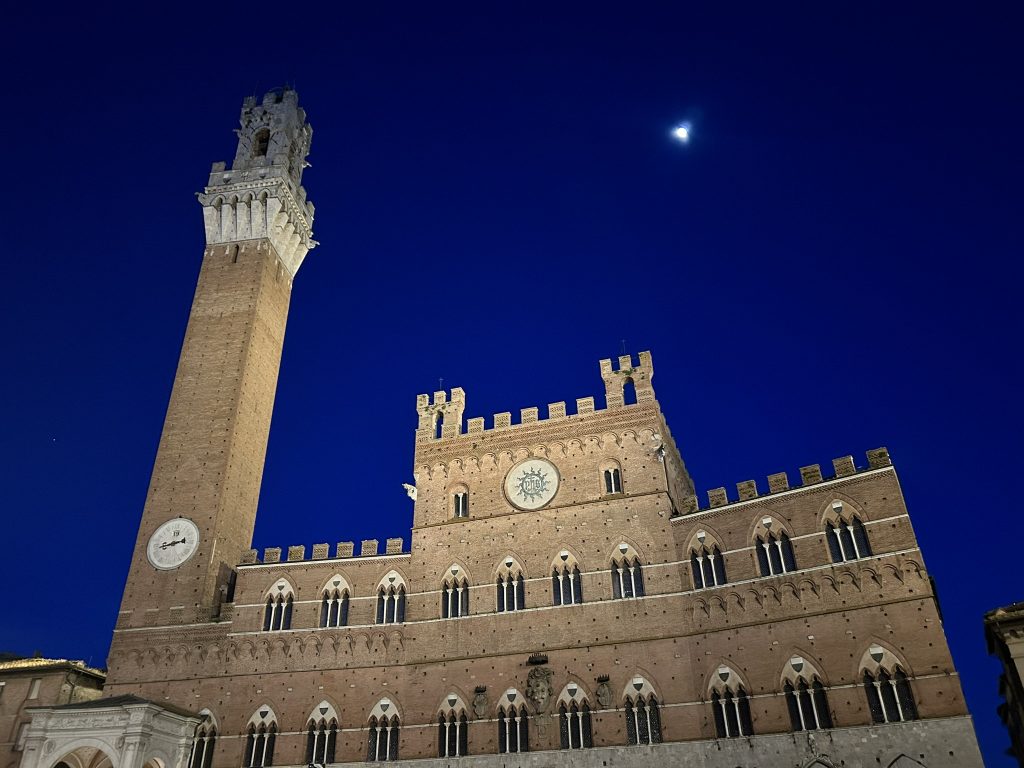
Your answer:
159,538 -> 187,550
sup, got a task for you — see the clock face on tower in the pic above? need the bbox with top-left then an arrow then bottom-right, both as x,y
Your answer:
146,517 -> 200,570
504,458 -> 560,510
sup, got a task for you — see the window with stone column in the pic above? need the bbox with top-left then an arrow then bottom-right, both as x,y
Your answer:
496,556 -> 526,612
859,644 -> 918,724
623,677 -> 662,745
557,683 -> 594,749
437,694 -> 469,758
367,699 -> 400,762
243,707 -> 278,768
497,689 -> 529,754
441,565 -> 470,618
611,542 -> 646,599
551,550 -> 584,605
305,702 -> 338,765
782,656 -> 833,731
262,580 -> 294,632
708,666 -> 754,738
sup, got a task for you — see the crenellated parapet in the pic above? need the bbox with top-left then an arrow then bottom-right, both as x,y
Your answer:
240,537 -> 407,566
416,352 -> 658,445
699,447 -> 893,510
197,88 -> 316,277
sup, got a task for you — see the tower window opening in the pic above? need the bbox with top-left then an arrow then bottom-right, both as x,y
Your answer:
434,412 -> 444,440
603,468 -> 622,494
252,129 -> 270,158
622,378 -> 637,406
552,560 -> 583,605
320,587 -> 349,628
377,585 -> 407,624
453,491 -> 469,518
611,556 -> 645,599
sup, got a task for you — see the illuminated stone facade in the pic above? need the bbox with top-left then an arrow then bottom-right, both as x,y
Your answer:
21,90 -> 983,768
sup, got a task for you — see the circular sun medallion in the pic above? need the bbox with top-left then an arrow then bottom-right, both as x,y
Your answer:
504,458 -> 560,511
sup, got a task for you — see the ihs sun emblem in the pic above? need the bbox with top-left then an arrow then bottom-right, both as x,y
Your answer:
515,467 -> 550,502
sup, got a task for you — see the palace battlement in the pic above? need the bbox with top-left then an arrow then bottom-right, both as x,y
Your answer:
415,352 -> 657,444
692,447 -> 893,513
240,537 -> 407,566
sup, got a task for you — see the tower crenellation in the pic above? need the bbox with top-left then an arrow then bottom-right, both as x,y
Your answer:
198,87 -> 316,277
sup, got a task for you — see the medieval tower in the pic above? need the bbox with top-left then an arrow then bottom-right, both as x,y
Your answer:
115,90 -> 314,630
14,91 -> 985,768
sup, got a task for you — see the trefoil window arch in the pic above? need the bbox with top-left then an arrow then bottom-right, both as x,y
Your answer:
623,677 -> 662,745
690,531 -> 727,589
441,565 -> 470,618
367,699 -> 399,762
497,689 -> 529,754
754,518 -> 797,576
243,708 -> 278,768
557,683 -> 593,749
188,711 -> 217,768
305,702 -> 338,765
320,576 -> 350,628
782,656 -> 832,731
496,557 -> 526,612
860,644 -> 918,724
437,694 -> 469,758
709,667 -> 754,738
611,543 -> 645,599
262,580 -> 294,632
552,551 -> 583,605
826,501 -> 872,562
376,572 -> 407,624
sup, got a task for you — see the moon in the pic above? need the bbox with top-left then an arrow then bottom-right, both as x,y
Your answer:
672,122 -> 692,143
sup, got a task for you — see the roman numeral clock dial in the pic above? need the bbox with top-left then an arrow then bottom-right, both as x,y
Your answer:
146,517 -> 200,570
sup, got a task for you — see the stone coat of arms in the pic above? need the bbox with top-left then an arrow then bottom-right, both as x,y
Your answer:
526,666 -> 554,713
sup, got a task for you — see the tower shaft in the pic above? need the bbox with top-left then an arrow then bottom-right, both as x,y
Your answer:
113,89 -> 315,633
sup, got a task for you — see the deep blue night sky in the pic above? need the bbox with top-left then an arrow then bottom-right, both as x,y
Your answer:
2,3 -> 1021,764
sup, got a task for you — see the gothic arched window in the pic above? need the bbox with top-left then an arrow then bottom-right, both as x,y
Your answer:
243,709 -> 278,768
496,557 -> 526,612
441,566 -> 470,619
756,532 -> 797,576
437,695 -> 469,758
690,533 -> 727,589
452,487 -> 469,518
611,543 -> 645,599
557,684 -> 593,749
319,577 -> 350,628
367,700 -> 400,762
708,667 -> 754,738
304,702 -> 338,765
623,678 -> 662,745
863,667 -> 918,723
188,713 -> 217,768
262,581 -> 294,631
602,464 -> 623,494
552,551 -> 583,605
376,572 -> 407,624
782,656 -> 832,731
825,502 -> 872,562
498,692 -> 529,754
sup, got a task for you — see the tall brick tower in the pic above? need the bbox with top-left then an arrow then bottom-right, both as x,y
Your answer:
113,89 -> 315,632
